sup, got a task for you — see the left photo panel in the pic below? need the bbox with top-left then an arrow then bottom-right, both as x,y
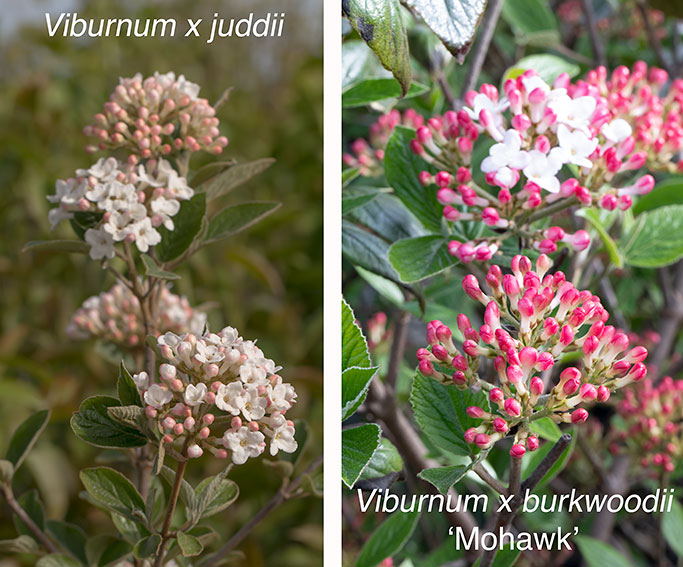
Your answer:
0,2 -> 322,566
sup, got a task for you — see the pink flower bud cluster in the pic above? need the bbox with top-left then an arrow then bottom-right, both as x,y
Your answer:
416,254 -> 648,457
83,72 -> 228,162
342,109 -> 424,176
409,69 -> 662,262
47,157 -> 194,261
66,283 -> 207,348
137,326 -> 297,464
612,377 -> 682,476
366,312 -> 392,352
580,62 -> 683,173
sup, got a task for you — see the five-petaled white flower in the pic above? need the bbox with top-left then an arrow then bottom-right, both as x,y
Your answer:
556,125 -> 599,169
548,95 -> 597,133
184,383 -> 207,407
269,421 -> 298,456
144,384 -> 173,409
523,149 -> 566,193
223,426 -> 265,465
481,129 -> 531,174
215,382 -> 244,415
601,118 -> 632,144
85,228 -> 116,260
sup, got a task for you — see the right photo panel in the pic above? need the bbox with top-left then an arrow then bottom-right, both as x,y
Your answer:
341,1 -> 683,566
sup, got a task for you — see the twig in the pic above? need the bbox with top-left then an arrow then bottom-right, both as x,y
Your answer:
472,463 -> 507,494
508,455 -> 521,497
459,0 -> 505,99
201,455 -> 323,567
1,483 -> 58,553
651,262 -> 683,374
386,311 -> 411,391
590,454 -> 630,541
637,0 -> 674,74
580,0 -> 606,66
153,458 -> 188,567
436,73 -> 457,110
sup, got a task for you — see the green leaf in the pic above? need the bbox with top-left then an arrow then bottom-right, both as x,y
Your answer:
342,299 -> 372,370
205,201 -> 281,243
575,536 -> 631,567
36,555 -> 82,567
529,417 -> 562,443
410,372 -> 488,458
117,363 -> 142,407
501,0 -> 560,46
620,205 -> 683,267
342,167 -> 361,187
159,466 -> 196,512
348,193 -> 426,242
342,40 -> 379,89
473,545 -> 520,566
384,126 -> 442,232
521,432 -> 574,488
140,255 -> 180,280
342,79 -> 428,108
343,192 -> 378,216
0,535 -> 41,554
342,424 -> 382,488
155,192 -> 206,262
663,498 -> 683,558
418,464 -> 472,494
402,0 -> 487,61
46,520 -> 88,564
632,177 -> 683,215
342,366 -> 379,421
177,531 -> 203,557
505,54 -> 580,85
202,158 -> 275,201
577,208 -> 623,269
0,459 -> 13,483
356,509 -> 421,567
69,211 -> 102,240
189,160 -> 235,187
71,396 -> 147,448
389,235 -> 458,283
13,489 -> 45,536
194,473 -> 239,520
133,534 -> 162,559
79,467 -> 146,521
343,0 -> 411,95
6,410 -> 50,469
342,220 -> 400,282
93,539 -> 131,567
111,513 -> 149,544
359,438 -> 403,481
22,240 -> 90,255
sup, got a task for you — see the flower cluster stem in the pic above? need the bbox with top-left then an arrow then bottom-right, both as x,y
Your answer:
153,457 -> 188,567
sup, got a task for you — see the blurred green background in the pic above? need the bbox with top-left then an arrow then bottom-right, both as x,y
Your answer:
0,1 -> 323,565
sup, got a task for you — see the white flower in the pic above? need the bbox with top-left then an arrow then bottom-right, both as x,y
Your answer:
97,181 -> 138,212
158,332 -> 183,348
48,178 -> 86,206
85,228 -> 116,260
223,426 -> 265,465
601,118 -> 632,143
269,422 -> 297,456
86,157 -> 121,182
239,363 -> 268,386
150,197 -> 180,230
548,95 -> 596,132
184,383 -> 207,406
556,125 -> 598,168
144,384 -> 173,409
481,130 -> 530,174
523,149 -> 566,193
195,340 -> 225,364
102,206 -> 146,241
128,218 -> 161,253
48,206 -> 74,229
465,93 -> 509,127
133,371 -> 149,390
240,386 -> 267,421
215,382 -> 244,415
270,383 -> 297,412
521,75 -> 551,97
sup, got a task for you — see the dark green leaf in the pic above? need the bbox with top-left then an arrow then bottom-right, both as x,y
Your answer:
177,531 -> 203,557
359,438 -> 403,481
501,0 -> 560,46
577,209 -> 623,269
111,513 -> 149,544
384,126 -> 442,232
633,177 -> 683,214
202,158 -> 275,201
22,240 -> 90,255
342,220 -> 400,281
348,193 -> 426,242
79,467 -> 146,521
46,520 -> 88,564
71,396 -> 147,448
575,536 -> 631,567
620,205 -> 683,267
13,489 -> 45,537
403,0 -> 487,61
117,363 -> 142,407
69,212 -> 102,240
344,0 -> 411,95
342,367 -> 379,421
133,534 -> 162,559
663,498 -> 683,558
342,299 -> 372,370
410,372 -> 488,458
342,40 -> 380,89
389,236 -> 458,283
343,193 -> 378,216
95,539 -> 131,567
418,464 -> 472,494
140,255 -> 180,280
529,417 -> 562,443
155,193 -> 206,262
205,201 -> 281,243
356,509 -> 420,567
342,424 -> 382,488
473,544 -> 520,567
343,167 -> 361,187
6,410 -> 50,469
342,79 -> 428,108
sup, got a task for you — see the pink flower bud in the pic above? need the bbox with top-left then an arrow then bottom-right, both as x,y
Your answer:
597,385 -> 610,402
452,371 -> 467,386
184,417 -> 196,430
463,275 -> 485,301
231,416 -> 242,429
580,383 -> 598,401
467,406 -> 486,419
504,398 -> 522,417
464,428 -> 478,444
489,388 -> 505,404
571,408 -> 589,423
187,444 -> 203,459
173,423 -> 184,435
510,444 -> 526,458
530,377 -> 544,396
527,436 -> 539,451
453,355 -> 468,371
475,433 -> 492,449
145,406 -> 157,418
506,365 -> 524,384
432,344 -> 449,361
493,417 -> 509,433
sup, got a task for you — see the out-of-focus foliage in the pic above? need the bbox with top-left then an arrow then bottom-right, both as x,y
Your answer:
0,1 -> 322,565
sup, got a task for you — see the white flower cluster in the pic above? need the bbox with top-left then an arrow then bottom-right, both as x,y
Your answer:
48,157 -> 194,260
135,326 -> 297,464
67,283 -> 207,347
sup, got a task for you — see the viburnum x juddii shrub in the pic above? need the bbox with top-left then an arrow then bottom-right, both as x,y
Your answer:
2,72 -> 319,567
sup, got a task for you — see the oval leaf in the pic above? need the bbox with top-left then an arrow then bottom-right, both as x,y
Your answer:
356,509 -> 420,567
343,366 -> 379,421
155,193 -> 206,262
389,235 -> 458,283
117,363 -> 142,407
22,240 -> 90,255
342,79 -> 429,108
80,467 -> 146,521
205,201 -> 281,243
71,396 -> 147,448
342,423 -> 382,488
575,536 -> 631,567
6,410 -> 50,469
620,205 -> 683,268
177,531 -> 203,557
202,158 -> 275,201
